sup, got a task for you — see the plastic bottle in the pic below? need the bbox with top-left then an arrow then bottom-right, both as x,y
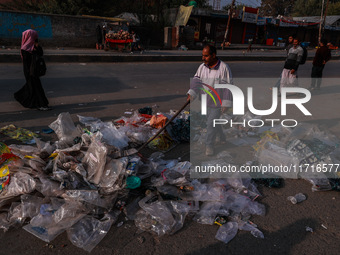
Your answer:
287,193 -> 306,204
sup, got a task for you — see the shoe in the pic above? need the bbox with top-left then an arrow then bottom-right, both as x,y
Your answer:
130,52 -> 133,54
38,106 -> 52,111
308,87 -> 315,91
315,87 -> 320,90
205,146 -> 214,156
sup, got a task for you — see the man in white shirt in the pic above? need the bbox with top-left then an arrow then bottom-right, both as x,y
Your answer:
187,45 -> 233,156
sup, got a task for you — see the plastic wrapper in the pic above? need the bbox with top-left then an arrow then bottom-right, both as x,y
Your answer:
138,195 -> 174,227
215,221 -> 238,244
67,210 -> 120,252
99,157 -> 128,194
63,190 -> 110,209
135,200 -> 189,236
193,202 -> 222,225
24,156 -> 46,172
162,169 -> 187,185
34,138 -> 56,158
36,175 -> 64,197
223,190 -> 250,214
5,172 -> 36,197
78,115 -> 129,149
238,221 -> 264,238
0,213 -> 11,232
7,202 -> 24,226
24,211 -> 86,242
243,200 -> 266,216
171,161 -> 192,175
190,181 -> 226,202
300,172 -> 332,191
20,194 -> 45,219
119,125 -> 155,144
49,112 -> 81,145
8,144 -> 39,157
82,137 -> 107,184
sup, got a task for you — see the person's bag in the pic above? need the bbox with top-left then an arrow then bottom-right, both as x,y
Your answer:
299,46 -> 308,65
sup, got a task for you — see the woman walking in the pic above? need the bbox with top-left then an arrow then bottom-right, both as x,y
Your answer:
14,29 -> 51,111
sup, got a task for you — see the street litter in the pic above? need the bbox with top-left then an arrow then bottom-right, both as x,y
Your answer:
0,107 -> 339,252
305,226 -> 313,233
287,193 -> 306,204
0,124 -> 38,144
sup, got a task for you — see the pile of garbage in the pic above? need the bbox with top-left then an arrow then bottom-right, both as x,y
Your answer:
0,109 -> 339,252
192,111 -> 340,190
106,30 -> 132,40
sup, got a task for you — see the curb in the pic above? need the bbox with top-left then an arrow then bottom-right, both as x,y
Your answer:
1,54 -> 339,63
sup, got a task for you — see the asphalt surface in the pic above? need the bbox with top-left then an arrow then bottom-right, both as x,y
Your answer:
0,61 -> 340,255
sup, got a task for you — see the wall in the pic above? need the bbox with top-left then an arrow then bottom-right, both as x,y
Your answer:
0,10 -> 107,47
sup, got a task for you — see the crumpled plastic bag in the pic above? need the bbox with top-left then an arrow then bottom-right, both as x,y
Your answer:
67,210 -> 120,252
49,112 -> 82,146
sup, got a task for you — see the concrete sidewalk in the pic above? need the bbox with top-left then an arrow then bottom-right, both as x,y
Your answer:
1,46 -> 339,62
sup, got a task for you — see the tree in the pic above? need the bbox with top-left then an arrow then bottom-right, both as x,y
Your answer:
292,0 -> 322,16
328,2 -> 340,15
260,0 -> 297,17
0,0 -> 99,15
292,0 -> 340,16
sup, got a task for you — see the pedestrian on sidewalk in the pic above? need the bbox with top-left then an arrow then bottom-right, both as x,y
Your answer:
271,35 -> 294,91
96,24 -> 103,49
280,38 -> 304,93
310,38 -> 331,90
247,37 -> 253,52
187,45 -> 233,156
14,29 -> 51,111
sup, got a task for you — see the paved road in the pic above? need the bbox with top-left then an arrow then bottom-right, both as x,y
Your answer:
0,61 -> 340,255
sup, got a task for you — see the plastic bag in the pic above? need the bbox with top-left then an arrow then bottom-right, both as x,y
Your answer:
215,221 -> 238,244
20,194 -> 45,219
99,157 -> 128,193
78,115 -> 129,149
24,212 -> 86,243
36,175 -> 64,197
238,221 -> 264,238
6,172 -> 36,197
82,136 -> 107,184
67,210 -> 120,252
193,201 -> 222,225
49,112 -> 81,145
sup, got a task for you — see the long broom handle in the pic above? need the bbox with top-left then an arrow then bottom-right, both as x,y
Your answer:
138,100 -> 190,152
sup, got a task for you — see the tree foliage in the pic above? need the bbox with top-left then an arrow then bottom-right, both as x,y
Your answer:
1,0 -> 209,16
292,0 -> 340,16
260,0 -> 297,17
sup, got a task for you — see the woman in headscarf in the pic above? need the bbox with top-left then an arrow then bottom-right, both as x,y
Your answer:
14,29 -> 51,111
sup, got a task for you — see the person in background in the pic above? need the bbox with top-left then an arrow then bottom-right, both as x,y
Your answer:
96,24 -> 102,49
271,35 -> 294,91
310,38 -> 331,90
247,37 -> 253,52
285,35 -> 294,54
280,38 -> 304,91
14,29 -> 50,111
187,45 -> 233,156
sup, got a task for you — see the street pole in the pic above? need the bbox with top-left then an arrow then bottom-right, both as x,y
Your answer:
322,0 -> 330,36
222,0 -> 236,50
318,0 -> 325,44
